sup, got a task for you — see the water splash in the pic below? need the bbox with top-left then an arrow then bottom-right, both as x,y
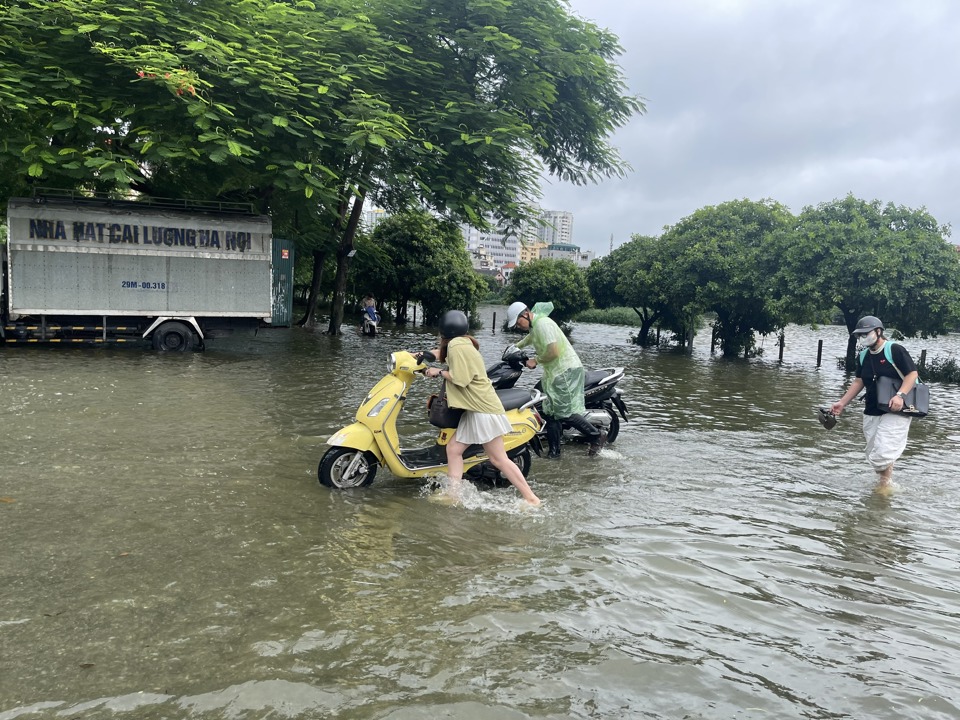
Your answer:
420,475 -> 543,515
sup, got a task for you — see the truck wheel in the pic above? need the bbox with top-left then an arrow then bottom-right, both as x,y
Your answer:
318,448 -> 378,489
152,321 -> 197,352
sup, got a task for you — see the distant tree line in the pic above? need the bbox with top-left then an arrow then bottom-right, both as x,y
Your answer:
342,196 -> 959,372
586,196 -> 960,367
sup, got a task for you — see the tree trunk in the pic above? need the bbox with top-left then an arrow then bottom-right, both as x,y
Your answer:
842,309 -> 860,370
297,249 -> 327,326
326,189 -> 367,335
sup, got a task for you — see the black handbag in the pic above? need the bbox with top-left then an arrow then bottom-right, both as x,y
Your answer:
427,380 -> 465,428
876,375 -> 929,417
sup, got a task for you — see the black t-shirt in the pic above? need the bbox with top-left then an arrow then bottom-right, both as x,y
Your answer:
855,341 -> 918,415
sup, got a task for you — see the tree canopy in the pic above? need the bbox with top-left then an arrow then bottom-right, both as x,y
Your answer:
0,0 -> 643,333
360,210 -> 487,325
507,258 -> 592,326
772,195 -> 960,367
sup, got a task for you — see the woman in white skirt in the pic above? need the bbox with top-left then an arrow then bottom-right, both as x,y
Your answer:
424,311 -> 540,506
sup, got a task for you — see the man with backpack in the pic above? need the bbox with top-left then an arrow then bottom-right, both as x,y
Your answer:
830,316 -> 920,492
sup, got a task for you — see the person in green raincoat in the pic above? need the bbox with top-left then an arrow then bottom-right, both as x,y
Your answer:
507,301 -> 605,457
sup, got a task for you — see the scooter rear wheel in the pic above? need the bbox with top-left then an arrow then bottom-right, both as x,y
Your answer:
318,448 -> 378,489
494,445 -> 532,486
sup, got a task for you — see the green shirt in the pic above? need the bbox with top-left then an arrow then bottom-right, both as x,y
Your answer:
444,336 -> 505,414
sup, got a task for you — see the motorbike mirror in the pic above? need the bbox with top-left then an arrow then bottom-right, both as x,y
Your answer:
420,350 -> 437,363
501,344 -> 520,360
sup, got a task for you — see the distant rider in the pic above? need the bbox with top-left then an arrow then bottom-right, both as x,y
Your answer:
507,301 -> 605,457
361,294 -> 378,322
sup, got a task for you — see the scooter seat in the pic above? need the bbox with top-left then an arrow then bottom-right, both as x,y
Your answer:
584,369 -> 610,387
496,387 -> 533,410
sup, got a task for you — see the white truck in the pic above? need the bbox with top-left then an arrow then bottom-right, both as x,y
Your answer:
1,194 -> 294,350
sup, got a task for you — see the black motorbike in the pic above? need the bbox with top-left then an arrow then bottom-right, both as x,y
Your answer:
486,344 -> 629,445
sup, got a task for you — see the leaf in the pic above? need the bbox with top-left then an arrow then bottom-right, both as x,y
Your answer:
271,116 -> 289,127
227,140 -> 243,156
76,24 -> 100,33
28,163 -> 44,177
304,186 -> 314,199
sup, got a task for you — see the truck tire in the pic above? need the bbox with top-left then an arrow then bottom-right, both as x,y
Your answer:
152,321 -> 197,352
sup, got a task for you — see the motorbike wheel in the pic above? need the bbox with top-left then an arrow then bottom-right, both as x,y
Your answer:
318,447 -> 378,489
605,410 -> 620,444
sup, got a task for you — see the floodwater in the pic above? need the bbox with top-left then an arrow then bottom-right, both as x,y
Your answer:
2,308 -> 959,720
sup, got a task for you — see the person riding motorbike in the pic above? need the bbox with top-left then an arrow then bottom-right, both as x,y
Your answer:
361,294 -> 378,322
424,310 -> 541,505
506,301 -> 605,458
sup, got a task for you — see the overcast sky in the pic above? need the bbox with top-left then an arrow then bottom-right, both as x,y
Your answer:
540,0 -> 960,256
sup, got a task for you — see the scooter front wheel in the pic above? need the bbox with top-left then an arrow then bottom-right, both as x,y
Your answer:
605,409 -> 620,444
318,447 -> 378,489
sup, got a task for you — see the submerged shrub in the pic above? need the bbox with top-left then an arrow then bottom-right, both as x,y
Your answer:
923,355 -> 960,383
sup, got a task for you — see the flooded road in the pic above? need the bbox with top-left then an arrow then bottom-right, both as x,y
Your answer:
2,309 -> 960,719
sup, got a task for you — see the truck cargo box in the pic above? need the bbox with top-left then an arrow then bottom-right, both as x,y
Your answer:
6,197 -> 273,320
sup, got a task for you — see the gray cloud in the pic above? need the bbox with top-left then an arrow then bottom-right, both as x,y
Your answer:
541,0 -> 960,255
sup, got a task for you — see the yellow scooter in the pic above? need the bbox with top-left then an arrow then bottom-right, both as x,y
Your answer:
319,350 -> 543,489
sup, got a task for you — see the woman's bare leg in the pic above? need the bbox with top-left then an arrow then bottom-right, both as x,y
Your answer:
483,436 -> 540,505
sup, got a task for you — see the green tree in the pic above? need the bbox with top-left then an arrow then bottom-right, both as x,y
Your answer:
0,0 -> 642,336
363,211 -> 486,326
507,258 -> 592,326
773,195 -> 960,367
586,237 -> 673,345
661,199 -> 795,357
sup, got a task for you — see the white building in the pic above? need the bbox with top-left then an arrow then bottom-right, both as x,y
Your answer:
361,206 -> 390,232
536,210 -> 574,246
544,242 -> 594,269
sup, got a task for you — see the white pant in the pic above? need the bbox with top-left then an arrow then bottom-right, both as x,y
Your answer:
862,413 -> 913,472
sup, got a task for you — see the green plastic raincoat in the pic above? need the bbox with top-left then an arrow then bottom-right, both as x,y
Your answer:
516,302 -> 587,418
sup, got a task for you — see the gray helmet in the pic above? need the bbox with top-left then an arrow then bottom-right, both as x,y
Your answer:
852,315 -> 884,336
439,310 -> 469,339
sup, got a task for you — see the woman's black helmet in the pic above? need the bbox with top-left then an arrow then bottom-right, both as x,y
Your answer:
852,315 -> 884,336
439,310 -> 469,339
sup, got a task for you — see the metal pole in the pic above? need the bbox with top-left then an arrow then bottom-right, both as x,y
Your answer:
492,311 -> 497,333
816,339 -> 823,368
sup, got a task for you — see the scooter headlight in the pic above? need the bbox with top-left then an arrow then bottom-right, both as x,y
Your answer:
388,353 -> 398,373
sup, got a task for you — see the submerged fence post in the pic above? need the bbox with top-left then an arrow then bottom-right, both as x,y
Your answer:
920,349 -> 927,371
778,331 -> 785,363
816,339 -> 823,368
413,305 -> 417,326
492,311 -> 497,333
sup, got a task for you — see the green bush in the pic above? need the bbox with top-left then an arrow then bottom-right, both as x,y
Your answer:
923,355 -> 960,383
574,307 -> 642,326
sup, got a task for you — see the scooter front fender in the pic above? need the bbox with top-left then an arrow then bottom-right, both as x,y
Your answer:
327,423 -> 381,458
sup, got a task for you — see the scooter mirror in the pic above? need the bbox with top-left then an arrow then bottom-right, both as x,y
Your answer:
420,351 -> 437,363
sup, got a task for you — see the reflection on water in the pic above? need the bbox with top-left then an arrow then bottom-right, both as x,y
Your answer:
2,313 -> 960,719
